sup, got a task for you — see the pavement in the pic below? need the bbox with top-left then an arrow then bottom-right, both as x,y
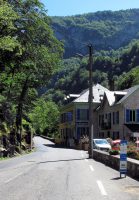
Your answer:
0,136 -> 139,200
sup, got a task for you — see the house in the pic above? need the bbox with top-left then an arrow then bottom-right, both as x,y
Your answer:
59,83 -> 139,144
97,85 -> 139,140
59,84 -> 109,144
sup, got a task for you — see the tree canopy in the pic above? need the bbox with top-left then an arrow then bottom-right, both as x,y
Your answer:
0,0 -> 63,145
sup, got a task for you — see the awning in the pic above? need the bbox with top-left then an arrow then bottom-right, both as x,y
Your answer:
124,124 -> 139,132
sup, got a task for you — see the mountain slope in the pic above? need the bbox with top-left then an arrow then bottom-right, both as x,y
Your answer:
51,9 -> 139,58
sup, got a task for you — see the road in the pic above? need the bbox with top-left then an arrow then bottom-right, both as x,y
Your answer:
0,136 -> 139,200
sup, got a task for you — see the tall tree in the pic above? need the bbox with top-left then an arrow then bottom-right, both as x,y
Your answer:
0,0 -> 63,144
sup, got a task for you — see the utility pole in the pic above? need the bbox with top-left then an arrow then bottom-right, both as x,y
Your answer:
88,44 -> 93,158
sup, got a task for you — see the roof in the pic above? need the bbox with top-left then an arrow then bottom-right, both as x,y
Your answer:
117,85 -> 139,104
104,90 -> 128,106
102,85 -> 139,106
73,84 -> 109,103
105,91 -> 115,106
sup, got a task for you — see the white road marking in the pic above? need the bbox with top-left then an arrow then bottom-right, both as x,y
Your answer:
5,172 -> 24,184
97,180 -> 107,196
89,165 -> 94,171
4,166 -> 33,184
85,159 -> 88,162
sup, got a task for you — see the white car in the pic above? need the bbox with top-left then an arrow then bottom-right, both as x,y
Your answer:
93,139 -> 111,151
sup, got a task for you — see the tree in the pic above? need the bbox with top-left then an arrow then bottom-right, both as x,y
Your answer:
6,0 -> 63,140
29,98 -> 60,136
0,0 -> 63,146
117,66 -> 139,89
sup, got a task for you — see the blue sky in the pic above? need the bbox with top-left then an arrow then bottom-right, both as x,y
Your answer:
41,0 -> 139,16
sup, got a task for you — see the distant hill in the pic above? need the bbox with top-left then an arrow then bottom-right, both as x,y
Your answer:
51,9 -> 139,58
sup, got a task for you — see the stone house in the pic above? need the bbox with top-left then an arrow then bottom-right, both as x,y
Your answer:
97,85 -> 139,140
59,84 -> 139,143
59,84 -> 108,143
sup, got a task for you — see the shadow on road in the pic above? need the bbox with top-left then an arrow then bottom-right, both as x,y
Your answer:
38,158 -> 88,164
43,143 -> 79,150
111,177 -> 125,180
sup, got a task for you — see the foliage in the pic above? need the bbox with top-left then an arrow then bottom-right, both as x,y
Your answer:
29,98 -> 60,135
0,0 -> 63,153
52,9 -> 139,58
44,38 -> 139,105
109,149 -> 119,155
117,66 -> 139,89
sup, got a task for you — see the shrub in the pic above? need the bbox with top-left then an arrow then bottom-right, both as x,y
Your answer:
127,150 -> 138,158
109,150 -> 119,155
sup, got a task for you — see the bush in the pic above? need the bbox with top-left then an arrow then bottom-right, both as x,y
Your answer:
109,150 -> 119,155
127,150 -> 138,159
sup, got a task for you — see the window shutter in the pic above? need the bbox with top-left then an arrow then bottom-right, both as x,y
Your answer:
87,109 -> 89,120
126,109 -> 130,123
136,109 -> 139,122
77,109 -> 80,120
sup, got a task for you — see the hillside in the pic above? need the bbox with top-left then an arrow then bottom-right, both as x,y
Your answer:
51,9 -> 139,58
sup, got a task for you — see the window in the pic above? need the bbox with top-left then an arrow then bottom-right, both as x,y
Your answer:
108,113 -> 111,123
107,131 -> 110,138
113,112 -> 115,124
126,109 -> 139,123
137,110 -> 139,122
113,111 -> 119,124
99,115 -> 101,126
126,109 -> 130,123
77,109 -> 89,120
67,112 -> 73,122
116,111 -> 119,124
113,131 -> 119,140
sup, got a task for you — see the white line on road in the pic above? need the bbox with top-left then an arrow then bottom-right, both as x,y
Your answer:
5,172 -> 24,184
89,165 -> 94,171
97,180 -> 107,196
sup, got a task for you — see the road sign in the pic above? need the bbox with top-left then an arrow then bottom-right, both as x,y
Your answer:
120,140 -> 127,177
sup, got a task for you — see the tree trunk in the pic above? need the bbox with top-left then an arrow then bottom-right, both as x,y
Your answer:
16,79 -> 28,148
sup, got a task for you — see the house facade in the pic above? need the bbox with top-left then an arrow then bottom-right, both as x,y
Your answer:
59,84 -> 139,143
59,84 -> 108,143
97,85 -> 139,140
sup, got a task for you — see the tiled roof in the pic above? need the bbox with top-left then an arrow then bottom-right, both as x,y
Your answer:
73,84 -> 109,103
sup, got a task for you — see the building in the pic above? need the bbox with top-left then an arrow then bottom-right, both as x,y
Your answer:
59,84 -> 109,144
97,85 -> 139,140
59,84 -> 139,143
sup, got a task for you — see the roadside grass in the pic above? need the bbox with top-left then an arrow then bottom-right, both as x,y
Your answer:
0,147 -> 36,161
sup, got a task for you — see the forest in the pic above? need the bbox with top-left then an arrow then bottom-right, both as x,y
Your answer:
51,9 -> 139,58
0,0 -> 63,156
45,40 -> 139,105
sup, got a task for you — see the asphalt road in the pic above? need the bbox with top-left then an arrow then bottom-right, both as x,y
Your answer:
0,136 -> 139,200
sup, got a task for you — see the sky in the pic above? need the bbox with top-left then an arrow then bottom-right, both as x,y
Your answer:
41,0 -> 139,16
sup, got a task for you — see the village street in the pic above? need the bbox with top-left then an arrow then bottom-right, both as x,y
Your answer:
0,136 -> 139,200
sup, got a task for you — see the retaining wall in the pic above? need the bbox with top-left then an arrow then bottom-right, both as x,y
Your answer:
93,150 -> 139,180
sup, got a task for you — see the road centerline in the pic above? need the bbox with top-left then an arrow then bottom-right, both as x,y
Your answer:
97,180 -> 107,196
89,165 -> 94,171
5,172 -> 24,184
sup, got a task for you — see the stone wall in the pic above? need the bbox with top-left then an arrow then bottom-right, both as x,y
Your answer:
93,150 -> 139,180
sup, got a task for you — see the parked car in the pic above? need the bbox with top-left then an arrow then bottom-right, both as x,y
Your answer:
93,139 -> 111,151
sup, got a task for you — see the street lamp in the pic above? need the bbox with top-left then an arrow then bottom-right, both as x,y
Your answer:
88,44 -> 93,158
